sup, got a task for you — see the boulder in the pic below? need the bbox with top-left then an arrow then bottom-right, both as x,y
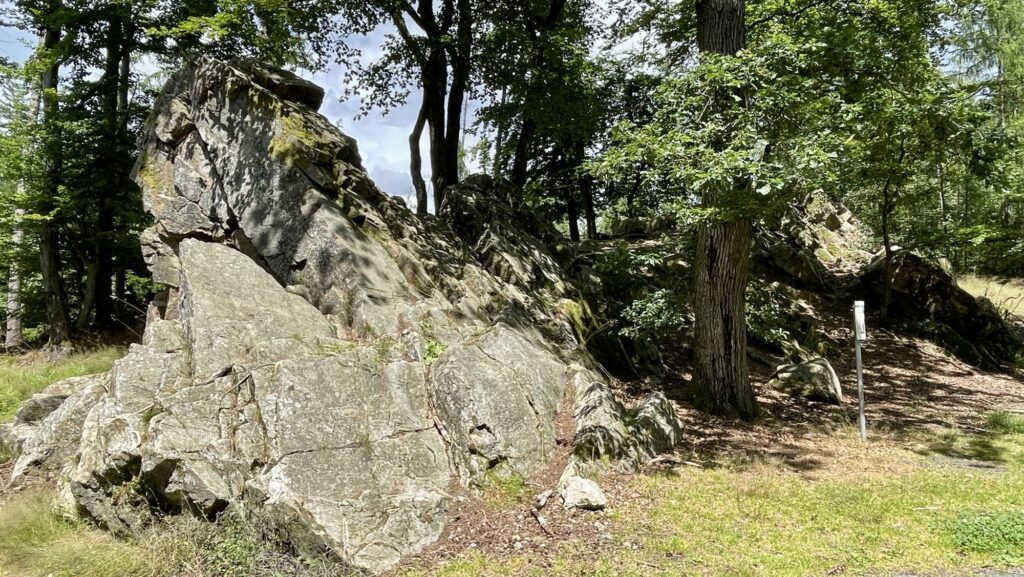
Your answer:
755,190 -> 872,289
1,57 -> 680,574
769,358 -> 843,404
0,373 -> 107,476
858,250 -> 1023,370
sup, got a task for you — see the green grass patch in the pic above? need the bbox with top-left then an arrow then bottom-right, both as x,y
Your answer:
0,490 -> 159,577
986,411 -> 1024,435
0,347 -> 121,424
953,510 -> 1024,565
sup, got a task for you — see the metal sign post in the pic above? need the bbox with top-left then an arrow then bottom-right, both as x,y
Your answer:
854,301 -> 867,442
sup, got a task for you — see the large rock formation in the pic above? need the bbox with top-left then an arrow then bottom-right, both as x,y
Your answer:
4,57 -> 680,573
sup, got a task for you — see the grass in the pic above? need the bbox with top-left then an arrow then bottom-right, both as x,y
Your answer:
0,347 -> 121,423
957,274 -> 1024,316
410,421 -> 1024,577
0,492 -> 354,577
0,490 -> 160,577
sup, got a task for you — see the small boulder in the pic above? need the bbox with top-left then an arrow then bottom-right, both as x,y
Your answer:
769,357 -> 842,404
560,476 -> 608,511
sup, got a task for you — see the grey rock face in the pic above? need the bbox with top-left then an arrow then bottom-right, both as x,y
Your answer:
769,358 -> 843,404
0,56 -> 679,575
0,373 -> 107,481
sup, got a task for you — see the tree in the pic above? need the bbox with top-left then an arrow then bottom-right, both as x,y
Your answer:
688,0 -> 757,419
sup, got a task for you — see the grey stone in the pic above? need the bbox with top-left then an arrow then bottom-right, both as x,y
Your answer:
769,357 -> 843,404
559,476 -> 607,510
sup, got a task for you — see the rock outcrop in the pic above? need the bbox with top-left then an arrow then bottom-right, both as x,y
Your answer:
858,251 -> 1023,370
5,57 -> 680,573
757,191 -> 872,290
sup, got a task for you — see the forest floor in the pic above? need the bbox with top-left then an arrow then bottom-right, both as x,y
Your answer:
1,321 -> 1024,576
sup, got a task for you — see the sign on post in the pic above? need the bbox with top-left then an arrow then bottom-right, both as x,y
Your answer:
854,301 -> 867,442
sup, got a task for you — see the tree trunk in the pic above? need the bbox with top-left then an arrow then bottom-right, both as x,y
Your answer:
426,47 -> 448,213
6,208 -> 25,349
581,173 -> 598,238
691,0 -> 757,420
566,183 -> 580,242
880,180 -> 895,326
410,94 -> 430,215
442,0 -> 471,194
39,22 -> 73,348
693,217 -> 756,419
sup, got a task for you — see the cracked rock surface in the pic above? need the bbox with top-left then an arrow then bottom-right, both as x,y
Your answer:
5,57 -> 683,574
37,57 -> 581,574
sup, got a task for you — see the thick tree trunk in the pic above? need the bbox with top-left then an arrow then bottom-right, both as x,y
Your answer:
6,208 -> 25,349
691,0 -> 757,420
442,0 -> 471,194
39,23 -> 73,348
693,217 -> 756,419
426,48 -> 448,213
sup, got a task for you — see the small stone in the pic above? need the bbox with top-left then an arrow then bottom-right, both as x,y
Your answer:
560,476 -> 608,511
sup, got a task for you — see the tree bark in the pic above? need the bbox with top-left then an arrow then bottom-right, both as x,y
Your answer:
39,21 -> 73,348
6,208 -> 25,349
693,217 -> 756,419
410,93 -> 430,215
442,0 -> 472,195
691,0 -> 757,420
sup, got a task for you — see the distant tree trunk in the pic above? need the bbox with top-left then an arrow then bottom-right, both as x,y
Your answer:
79,14 -> 126,331
581,173 -> 598,238
510,0 -> 568,194
492,88 -> 509,178
442,0 -> 472,197
566,186 -> 580,241
6,208 -> 25,349
691,0 -> 757,421
410,91 -> 430,215
39,22 -> 73,348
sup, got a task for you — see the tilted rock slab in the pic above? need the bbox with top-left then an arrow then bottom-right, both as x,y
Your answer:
2,57 -> 682,574
0,56 -> 665,574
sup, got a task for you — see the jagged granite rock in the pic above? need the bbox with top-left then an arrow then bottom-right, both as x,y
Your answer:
756,191 -> 872,290
0,373 -> 107,478
0,57 -> 679,574
768,358 -> 843,404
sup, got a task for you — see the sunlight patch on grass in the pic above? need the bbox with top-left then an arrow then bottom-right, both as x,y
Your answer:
0,490 -> 158,577
0,347 -> 121,423
957,275 -> 1024,316
404,430 -> 1024,577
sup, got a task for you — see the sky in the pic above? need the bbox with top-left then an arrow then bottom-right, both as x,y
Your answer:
0,23 -> 456,212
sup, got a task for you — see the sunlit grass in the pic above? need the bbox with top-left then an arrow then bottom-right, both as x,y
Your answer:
0,490 -> 159,577
415,427 -> 1024,577
0,347 -> 121,423
958,274 -> 1024,316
